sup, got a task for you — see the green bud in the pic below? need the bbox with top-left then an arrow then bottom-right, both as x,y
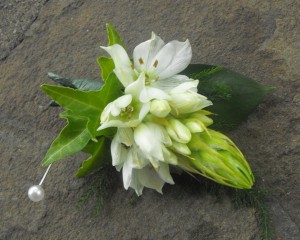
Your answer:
150,99 -> 171,118
186,129 -> 254,189
172,141 -> 191,155
166,119 -> 192,144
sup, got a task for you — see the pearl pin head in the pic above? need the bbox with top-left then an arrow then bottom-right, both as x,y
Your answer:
28,185 -> 45,202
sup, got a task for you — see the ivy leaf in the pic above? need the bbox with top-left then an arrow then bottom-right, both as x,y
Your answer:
97,56 -> 115,81
41,73 -> 123,166
42,114 -> 92,166
48,72 -> 103,91
41,73 -> 123,119
106,23 -> 124,47
41,85 -> 104,118
181,64 -> 274,131
76,137 -> 111,177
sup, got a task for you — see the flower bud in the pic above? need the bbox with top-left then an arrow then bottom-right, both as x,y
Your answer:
166,119 -> 191,143
184,119 -> 204,133
172,141 -> 191,155
190,113 -> 213,127
187,129 -> 254,189
150,99 -> 171,118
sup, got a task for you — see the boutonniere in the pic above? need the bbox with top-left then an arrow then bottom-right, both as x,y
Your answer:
28,24 -> 272,202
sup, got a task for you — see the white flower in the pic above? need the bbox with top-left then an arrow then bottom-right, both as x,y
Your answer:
169,80 -> 213,115
134,122 -> 177,167
111,128 -> 174,196
101,33 -> 192,91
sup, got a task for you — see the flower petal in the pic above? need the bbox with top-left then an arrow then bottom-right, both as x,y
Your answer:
115,94 -> 133,108
130,169 -> 144,196
134,123 -> 164,161
125,72 -> 145,99
152,75 -> 192,92
137,167 -> 165,194
122,160 -> 133,190
101,44 -> 135,87
133,32 -> 165,72
157,162 -> 174,184
170,80 -> 199,94
151,39 -> 192,80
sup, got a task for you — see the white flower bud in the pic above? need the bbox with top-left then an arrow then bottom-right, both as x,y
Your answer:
184,120 -> 204,133
150,99 -> 171,118
172,141 -> 191,155
166,119 -> 191,143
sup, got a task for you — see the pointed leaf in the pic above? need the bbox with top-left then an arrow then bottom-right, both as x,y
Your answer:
181,64 -> 274,131
48,72 -> 103,91
41,85 -> 103,117
106,23 -> 124,47
41,73 -> 123,118
42,114 -> 92,166
76,137 -> 111,177
97,56 -> 115,81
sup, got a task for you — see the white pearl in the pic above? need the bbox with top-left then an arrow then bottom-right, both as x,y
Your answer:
28,185 -> 45,202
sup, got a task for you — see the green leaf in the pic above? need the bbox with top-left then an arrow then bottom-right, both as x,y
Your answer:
106,23 -> 124,47
41,72 -> 123,138
97,56 -> 115,81
42,114 -> 92,166
48,72 -> 103,91
42,73 -> 123,117
41,85 -> 104,118
182,64 -> 274,131
76,137 -> 111,177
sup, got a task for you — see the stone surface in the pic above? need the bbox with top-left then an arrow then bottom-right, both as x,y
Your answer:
0,0 -> 299,239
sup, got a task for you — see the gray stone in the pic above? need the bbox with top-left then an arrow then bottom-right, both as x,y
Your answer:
0,0 -> 299,239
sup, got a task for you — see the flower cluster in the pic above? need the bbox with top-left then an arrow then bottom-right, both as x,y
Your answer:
97,33 -> 213,195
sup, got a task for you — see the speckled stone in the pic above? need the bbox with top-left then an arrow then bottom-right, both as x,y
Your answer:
0,0 -> 299,239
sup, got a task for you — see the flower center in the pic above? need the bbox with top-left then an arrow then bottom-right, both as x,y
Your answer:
120,105 -> 134,118
145,72 -> 159,86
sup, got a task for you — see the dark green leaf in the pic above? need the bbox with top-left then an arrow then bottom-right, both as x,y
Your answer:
42,114 -> 92,166
76,137 -> 111,177
48,72 -> 103,91
41,84 -> 104,117
97,56 -> 115,81
106,23 -> 124,47
182,64 -> 274,131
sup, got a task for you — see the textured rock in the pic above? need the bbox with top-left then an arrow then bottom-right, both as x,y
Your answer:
0,0 -> 299,239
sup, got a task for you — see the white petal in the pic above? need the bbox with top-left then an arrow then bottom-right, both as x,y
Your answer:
162,146 -> 178,165
138,102 -> 150,121
149,42 -> 175,75
133,32 -> 165,72
110,104 -> 121,116
100,103 -> 113,123
157,162 -> 174,184
127,146 -> 148,169
148,122 -> 172,146
170,80 -> 199,94
115,94 -> 133,108
101,44 -> 135,87
137,167 -> 165,194
111,135 -> 122,166
152,75 -> 192,92
151,40 -> 192,79
117,128 -> 134,146
134,123 -> 164,161
122,160 -> 133,190
130,169 -> 144,196
125,72 -> 145,99
144,87 -> 170,101
97,119 -> 129,130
